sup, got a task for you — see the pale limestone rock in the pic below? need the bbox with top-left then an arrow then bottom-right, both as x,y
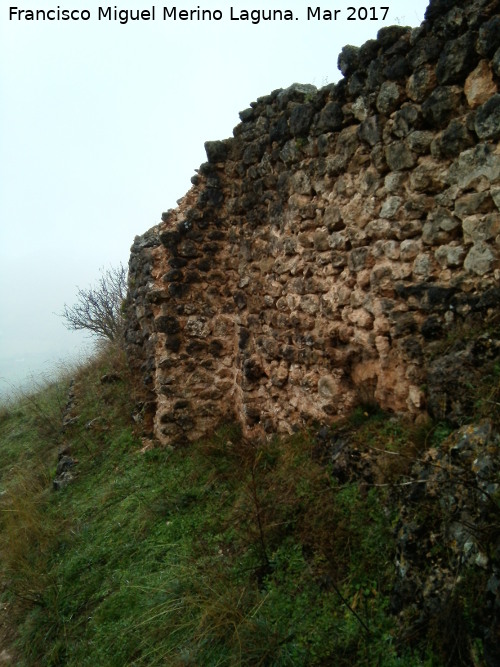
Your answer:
435,244 -> 466,268
464,242 -> 497,275
465,60 -> 498,109
400,239 -> 421,261
318,375 -> 339,400
462,213 -> 500,244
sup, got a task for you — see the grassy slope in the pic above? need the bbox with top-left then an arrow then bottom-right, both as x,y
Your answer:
0,345 -> 497,666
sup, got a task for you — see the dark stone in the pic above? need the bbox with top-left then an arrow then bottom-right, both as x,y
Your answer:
358,115 -> 382,147
477,16 -> 500,58
198,161 -> 216,176
385,142 -> 416,171
168,283 -> 190,299
392,313 -> 418,336
370,144 -> 389,173
422,86 -> 463,128
476,287 -> 500,311
173,399 -> 190,410
408,35 -> 442,69
159,229 -> 180,249
425,0 -> 458,21
399,336 -> 423,362
186,340 -> 207,355
337,44 -> 360,76
475,95 -> 500,141
366,57 -> 386,90
348,72 -> 366,97
209,340 -> 224,357
384,55 -> 410,81
184,271 -> 202,284
358,39 -> 380,67
163,269 -> 183,282
392,105 -> 420,137
239,327 -> 250,350
204,140 -> 229,163
493,47 -> 500,77
408,67 -> 437,103
289,104 -> 314,137
436,32 -> 478,85
269,114 -> 290,143
56,455 -> 76,476
426,285 -> 457,309
234,291 -> 247,310
377,25 -> 411,50
165,335 -> 182,352
432,119 -> 475,158
155,315 -> 180,335
202,242 -> 219,255
243,141 -> 266,165
276,83 -> 317,109
239,107 -> 254,122
178,240 -> 200,258
208,230 -> 226,241
177,219 -> 195,237
198,187 -> 224,209
280,345 -> 296,362
395,282 -> 457,311
195,258 -> 212,272
421,315 -> 444,340
169,257 -> 188,269
316,101 -> 344,132
243,358 -> 266,382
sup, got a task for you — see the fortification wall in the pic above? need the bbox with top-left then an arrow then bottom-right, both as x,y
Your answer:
126,0 -> 500,445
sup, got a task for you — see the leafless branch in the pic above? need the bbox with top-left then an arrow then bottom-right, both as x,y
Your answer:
60,264 -> 127,343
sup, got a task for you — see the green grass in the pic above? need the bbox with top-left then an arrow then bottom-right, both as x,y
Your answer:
0,344 -> 493,666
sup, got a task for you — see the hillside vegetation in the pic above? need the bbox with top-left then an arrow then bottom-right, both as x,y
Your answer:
0,342 -> 499,666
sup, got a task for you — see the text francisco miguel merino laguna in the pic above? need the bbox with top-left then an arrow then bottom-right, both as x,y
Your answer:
9,5 -> 391,24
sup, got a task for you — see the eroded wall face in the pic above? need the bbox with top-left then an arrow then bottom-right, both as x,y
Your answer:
126,0 -> 500,445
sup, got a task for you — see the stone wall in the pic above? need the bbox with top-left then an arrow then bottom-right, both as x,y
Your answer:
126,0 -> 500,445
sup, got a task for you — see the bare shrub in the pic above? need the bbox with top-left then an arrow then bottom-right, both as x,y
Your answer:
60,264 -> 127,344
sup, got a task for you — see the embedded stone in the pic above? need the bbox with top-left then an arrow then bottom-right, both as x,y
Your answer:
317,101 -> 344,132
205,140 -> 229,163
422,86 -> 463,128
476,16 -> 500,58
155,315 -> 181,335
431,119 -> 475,158
407,130 -> 434,154
392,105 -> 420,138
475,95 -> 500,140
318,375 -> 339,399
377,82 -> 402,115
380,196 -> 402,219
407,66 -> 437,102
337,44 -> 360,76
455,192 -> 492,218
435,32 -> 478,85
358,115 -> 382,147
385,142 -> 416,171
464,242 -> 496,276
435,245 -> 465,268
465,60 -> 497,109
447,144 -> 500,188
289,104 -> 314,137
462,214 -> 500,244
